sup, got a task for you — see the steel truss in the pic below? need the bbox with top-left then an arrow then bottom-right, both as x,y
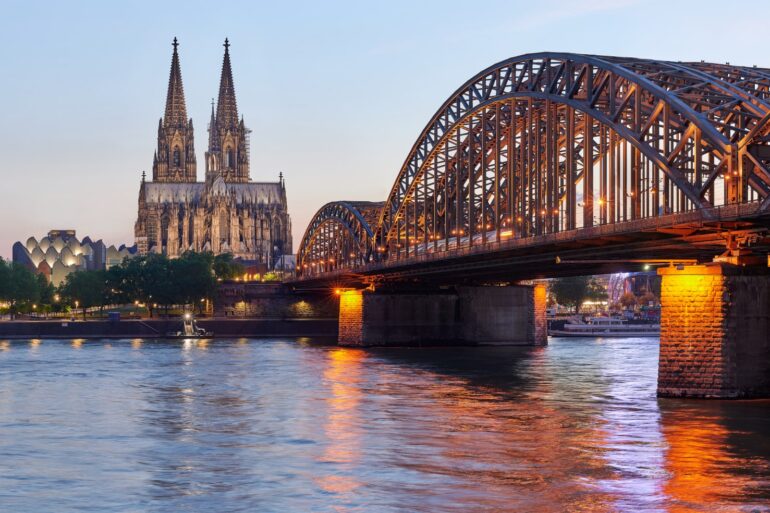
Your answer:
298,53 -> 770,277
296,201 -> 383,274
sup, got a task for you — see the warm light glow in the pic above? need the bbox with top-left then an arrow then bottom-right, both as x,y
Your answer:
500,229 -> 513,238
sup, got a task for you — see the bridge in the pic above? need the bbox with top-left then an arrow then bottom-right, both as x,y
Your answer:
292,53 -> 770,399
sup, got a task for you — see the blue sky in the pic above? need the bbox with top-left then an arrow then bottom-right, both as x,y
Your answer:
1,0 -> 768,258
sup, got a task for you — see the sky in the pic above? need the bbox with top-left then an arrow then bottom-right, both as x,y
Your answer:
1,0 -> 769,258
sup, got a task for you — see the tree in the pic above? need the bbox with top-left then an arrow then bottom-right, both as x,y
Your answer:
172,252 -> 216,306
0,258 -> 11,301
550,276 -> 608,313
637,291 -> 657,306
7,263 -> 40,316
59,270 -> 107,319
620,292 -> 637,309
213,253 -> 244,281
36,274 -> 55,306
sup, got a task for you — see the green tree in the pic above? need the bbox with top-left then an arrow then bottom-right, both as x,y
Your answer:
213,253 -> 244,281
172,252 -> 216,306
59,270 -> 108,319
550,276 -> 591,313
8,263 -> 41,316
0,258 -> 10,301
36,274 -> 55,306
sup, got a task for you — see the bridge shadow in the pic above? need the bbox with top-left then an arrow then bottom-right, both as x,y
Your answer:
361,344 -> 545,396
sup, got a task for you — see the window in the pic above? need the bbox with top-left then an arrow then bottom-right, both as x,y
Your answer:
173,147 -> 181,167
226,148 -> 235,169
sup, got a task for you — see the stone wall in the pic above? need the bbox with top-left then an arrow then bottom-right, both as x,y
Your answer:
338,285 -> 547,347
658,264 -> 770,398
216,282 -> 338,319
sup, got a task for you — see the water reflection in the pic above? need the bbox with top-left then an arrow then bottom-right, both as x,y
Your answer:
315,348 -> 364,499
0,337 -> 768,513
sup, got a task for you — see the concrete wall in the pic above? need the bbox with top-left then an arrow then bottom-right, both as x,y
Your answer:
338,285 -> 547,347
658,264 -> 770,398
458,285 -> 547,345
0,319 -> 338,339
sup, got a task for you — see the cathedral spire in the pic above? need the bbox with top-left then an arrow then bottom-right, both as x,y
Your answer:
215,38 -> 239,128
152,37 -> 196,183
163,37 -> 188,128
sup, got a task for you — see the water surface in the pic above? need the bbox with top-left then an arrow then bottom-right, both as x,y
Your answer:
1,337 -> 769,512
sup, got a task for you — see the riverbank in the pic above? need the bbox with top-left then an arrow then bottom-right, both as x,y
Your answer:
0,318 -> 338,339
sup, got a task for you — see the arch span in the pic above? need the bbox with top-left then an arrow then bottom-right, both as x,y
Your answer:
298,53 -> 770,276
297,201 -> 383,275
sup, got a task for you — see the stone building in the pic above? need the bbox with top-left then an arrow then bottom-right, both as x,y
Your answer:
134,39 -> 292,265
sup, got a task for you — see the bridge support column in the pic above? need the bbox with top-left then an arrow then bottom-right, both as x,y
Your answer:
658,264 -> 770,398
337,284 -> 547,347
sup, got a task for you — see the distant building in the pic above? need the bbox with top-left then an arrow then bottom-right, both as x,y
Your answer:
134,38 -> 292,266
12,230 -> 136,286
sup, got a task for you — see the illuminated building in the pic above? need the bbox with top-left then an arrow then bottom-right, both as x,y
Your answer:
12,230 -> 136,286
134,38 -> 292,266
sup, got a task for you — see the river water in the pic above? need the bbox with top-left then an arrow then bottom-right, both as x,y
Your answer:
1,337 -> 769,513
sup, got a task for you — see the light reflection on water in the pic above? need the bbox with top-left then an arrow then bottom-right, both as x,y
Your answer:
0,337 -> 769,512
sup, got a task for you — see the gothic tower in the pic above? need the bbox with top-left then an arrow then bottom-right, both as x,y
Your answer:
153,38 -> 197,183
206,38 -> 250,184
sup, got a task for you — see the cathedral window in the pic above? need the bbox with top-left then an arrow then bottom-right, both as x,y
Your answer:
173,147 -> 181,167
226,148 -> 235,169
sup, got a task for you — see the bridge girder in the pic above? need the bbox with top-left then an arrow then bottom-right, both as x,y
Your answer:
297,53 -> 770,279
296,201 -> 383,274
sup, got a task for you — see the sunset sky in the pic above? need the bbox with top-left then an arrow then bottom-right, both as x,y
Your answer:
2,0 -> 769,258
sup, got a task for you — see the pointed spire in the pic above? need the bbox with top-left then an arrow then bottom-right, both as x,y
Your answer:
164,37 -> 188,128
215,38 -> 239,128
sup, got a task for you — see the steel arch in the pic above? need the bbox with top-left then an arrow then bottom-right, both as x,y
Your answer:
297,201 -> 383,275
374,52 -> 770,251
297,52 -> 770,278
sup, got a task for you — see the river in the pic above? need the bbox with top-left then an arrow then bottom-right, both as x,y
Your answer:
0,337 -> 769,512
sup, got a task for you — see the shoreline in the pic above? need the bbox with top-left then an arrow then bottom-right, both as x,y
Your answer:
0,318 -> 339,340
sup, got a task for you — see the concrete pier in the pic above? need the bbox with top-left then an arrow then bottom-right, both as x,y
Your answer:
338,284 -> 547,347
657,264 -> 770,398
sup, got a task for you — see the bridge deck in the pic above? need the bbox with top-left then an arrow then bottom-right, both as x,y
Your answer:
291,202 -> 770,289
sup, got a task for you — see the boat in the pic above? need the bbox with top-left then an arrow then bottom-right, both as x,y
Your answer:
166,312 -> 213,338
549,316 -> 659,337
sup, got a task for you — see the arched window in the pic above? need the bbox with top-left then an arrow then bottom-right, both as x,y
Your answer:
226,148 -> 235,169
173,147 -> 181,167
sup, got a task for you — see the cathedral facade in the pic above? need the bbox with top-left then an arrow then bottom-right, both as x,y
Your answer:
135,39 -> 291,266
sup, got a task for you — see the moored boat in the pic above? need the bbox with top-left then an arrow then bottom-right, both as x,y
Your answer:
166,312 -> 213,338
549,316 -> 659,337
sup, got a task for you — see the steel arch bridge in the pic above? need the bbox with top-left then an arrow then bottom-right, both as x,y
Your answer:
296,52 -> 770,281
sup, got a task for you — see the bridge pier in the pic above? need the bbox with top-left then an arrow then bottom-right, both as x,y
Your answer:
338,284 -> 547,347
658,264 -> 770,398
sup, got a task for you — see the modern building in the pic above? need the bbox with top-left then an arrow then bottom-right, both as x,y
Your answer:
134,38 -> 292,267
12,230 -> 136,286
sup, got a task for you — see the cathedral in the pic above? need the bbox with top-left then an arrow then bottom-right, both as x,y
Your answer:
134,39 -> 292,266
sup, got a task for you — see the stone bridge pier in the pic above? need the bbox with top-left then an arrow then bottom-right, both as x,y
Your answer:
338,284 -> 547,347
658,264 -> 770,398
